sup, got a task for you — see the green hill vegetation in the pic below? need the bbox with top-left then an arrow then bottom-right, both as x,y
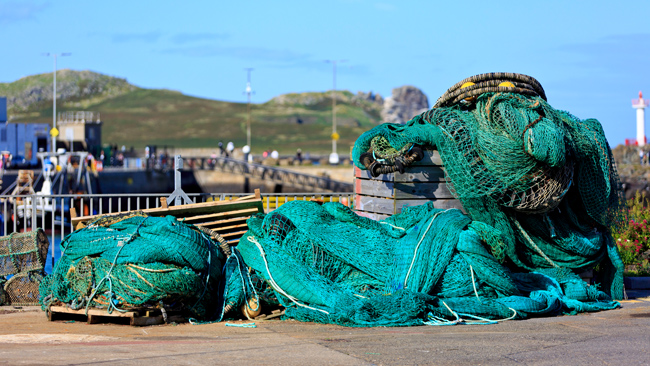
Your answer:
0,70 -> 383,154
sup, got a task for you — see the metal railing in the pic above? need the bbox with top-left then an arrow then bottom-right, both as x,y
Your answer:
184,156 -> 354,192
0,192 -> 354,268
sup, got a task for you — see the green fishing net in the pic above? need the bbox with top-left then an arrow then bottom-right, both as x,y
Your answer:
237,77 -> 625,326
39,213 -> 256,321
238,201 -> 619,327
351,91 -> 625,300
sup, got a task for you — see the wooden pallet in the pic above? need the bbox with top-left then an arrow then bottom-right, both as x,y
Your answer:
47,305 -> 183,326
70,190 -> 264,246
353,150 -> 464,220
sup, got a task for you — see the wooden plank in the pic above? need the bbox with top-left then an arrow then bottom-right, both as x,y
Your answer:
73,197 -> 261,222
354,195 -> 464,215
237,189 -> 261,201
190,215 -> 249,227
72,201 -> 263,228
145,200 -> 263,217
197,223 -> 248,233
354,195 -> 395,215
354,210 -> 390,221
220,230 -> 248,239
354,166 -> 446,183
49,306 -> 135,318
236,194 -> 256,201
181,208 -> 258,222
413,150 -> 443,166
394,182 -> 454,199
355,179 -> 454,199
48,305 -> 170,326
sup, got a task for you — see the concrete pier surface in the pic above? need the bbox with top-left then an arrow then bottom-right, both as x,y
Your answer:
0,292 -> 648,366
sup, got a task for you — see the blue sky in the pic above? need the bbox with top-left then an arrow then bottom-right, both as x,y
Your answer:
0,0 -> 648,146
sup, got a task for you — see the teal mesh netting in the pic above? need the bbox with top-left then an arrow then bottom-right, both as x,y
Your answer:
350,91 -> 625,301
238,201 -> 619,327
39,213 -> 256,321
237,82 -> 625,326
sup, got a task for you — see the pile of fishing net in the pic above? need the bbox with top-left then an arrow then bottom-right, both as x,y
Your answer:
239,201 -> 618,326
39,212 -> 257,321
238,73 -> 625,327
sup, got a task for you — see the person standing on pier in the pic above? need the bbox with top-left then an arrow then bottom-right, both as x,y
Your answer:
296,148 -> 303,164
226,141 -> 235,158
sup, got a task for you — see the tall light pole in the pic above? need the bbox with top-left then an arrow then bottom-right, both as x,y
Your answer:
43,52 -> 71,153
244,68 -> 254,149
325,59 -> 346,164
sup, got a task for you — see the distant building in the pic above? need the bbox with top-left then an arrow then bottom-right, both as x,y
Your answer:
0,97 -> 6,123
0,97 -> 50,166
57,111 -> 103,156
0,99 -> 103,166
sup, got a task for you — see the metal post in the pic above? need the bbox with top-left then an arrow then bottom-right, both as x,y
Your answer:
244,68 -> 254,149
167,155 -> 192,206
325,59 -> 346,164
43,52 -> 71,153
332,62 -> 337,160
53,55 -> 57,153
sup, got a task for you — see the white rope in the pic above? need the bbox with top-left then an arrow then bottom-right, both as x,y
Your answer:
424,301 -> 461,326
424,302 -> 518,326
470,265 -> 481,301
232,251 -> 260,316
380,222 -> 405,231
404,209 -> 451,287
491,307 -> 518,322
247,236 -> 329,314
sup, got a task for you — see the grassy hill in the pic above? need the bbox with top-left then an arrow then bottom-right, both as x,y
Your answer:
0,70 -> 383,154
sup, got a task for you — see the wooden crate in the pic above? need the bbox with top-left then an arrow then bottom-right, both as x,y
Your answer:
71,190 -> 264,246
47,305 -> 183,326
354,150 -> 464,220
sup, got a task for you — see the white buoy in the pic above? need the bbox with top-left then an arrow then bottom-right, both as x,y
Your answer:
632,91 -> 649,146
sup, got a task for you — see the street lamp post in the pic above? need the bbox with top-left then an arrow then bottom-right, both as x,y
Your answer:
325,59 -> 346,165
244,68 -> 254,150
43,52 -> 71,153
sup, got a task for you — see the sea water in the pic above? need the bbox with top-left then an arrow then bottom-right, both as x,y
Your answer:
44,236 -> 63,274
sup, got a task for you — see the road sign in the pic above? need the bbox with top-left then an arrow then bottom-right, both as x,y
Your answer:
50,127 -> 59,137
331,132 -> 340,141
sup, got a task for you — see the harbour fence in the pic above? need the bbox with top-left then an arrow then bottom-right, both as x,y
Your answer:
0,192 -> 354,267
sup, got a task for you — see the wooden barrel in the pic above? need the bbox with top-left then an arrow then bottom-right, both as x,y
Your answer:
353,149 -> 464,220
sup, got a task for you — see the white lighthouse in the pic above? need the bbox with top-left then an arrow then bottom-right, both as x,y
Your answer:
633,91 -> 649,146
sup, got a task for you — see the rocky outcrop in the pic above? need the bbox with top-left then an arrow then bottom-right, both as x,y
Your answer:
355,91 -> 384,106
381,86 -> 429,124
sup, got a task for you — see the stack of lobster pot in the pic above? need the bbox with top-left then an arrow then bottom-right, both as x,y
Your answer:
0,229 -> 49,306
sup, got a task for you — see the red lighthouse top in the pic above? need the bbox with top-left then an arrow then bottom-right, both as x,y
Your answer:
633,91 -> 648,107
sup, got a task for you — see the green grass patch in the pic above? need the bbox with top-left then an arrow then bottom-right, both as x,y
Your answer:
4,70 -> 382,154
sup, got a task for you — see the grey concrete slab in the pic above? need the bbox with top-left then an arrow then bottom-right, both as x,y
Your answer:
0,296 -> 648,366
